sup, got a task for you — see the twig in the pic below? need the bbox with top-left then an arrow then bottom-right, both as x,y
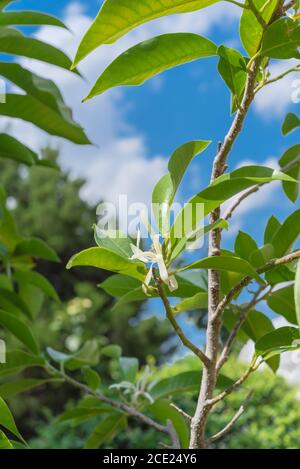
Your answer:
255,65 -> 300,94
153,271 -> 211,368
213,249 -> 300,323
47,363 -> 171,436
207,391 -> 253,444
170,403 -> 192,421
166,420 -> 181,449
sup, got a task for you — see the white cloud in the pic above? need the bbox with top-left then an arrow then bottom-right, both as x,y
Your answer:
254,60 -> 300,119
0,0 -> 240,207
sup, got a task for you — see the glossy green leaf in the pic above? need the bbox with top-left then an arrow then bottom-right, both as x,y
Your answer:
67,247 -> 146,281
14,238 -> 59,262
94,226 -> 133,258
178,254 -> 263,283
249,244 -> 274,268
73,0 -> 220,66
0,94 -> 90,144
240,0 -> 278,56
0,134 -> 37,165
153,140 -> 210,234
0,379 -> 55,399
267,285 -> 297,324
282,112 -> 300,135
272,209 -> 300,257
256,327 -> 300,360
0,350 -> 45,378
170,166 -> 295,244
0,430 -> 13,449
119,357 -> 139,383
261,18 -> 300,59
279,144 -> 300,202
174,292 -> 208,313
84,33 -> 217,100
235,230 -> 258,262
150,370 -> 233,401
0,310 -> 39,354
13,270 -> 59,302
217,45 -> 247,106
264,216 -> 280,247
0,11 -> 67,28
0,397 -> 24,442
85,413 -> 126,449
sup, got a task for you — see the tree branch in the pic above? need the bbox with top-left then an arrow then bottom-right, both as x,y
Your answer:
154,271 -> 211,367
170,403 -> 192,421
207,391 -> 253,445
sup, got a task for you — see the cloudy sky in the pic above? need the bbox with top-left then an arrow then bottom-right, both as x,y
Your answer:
3,0 -> 300,379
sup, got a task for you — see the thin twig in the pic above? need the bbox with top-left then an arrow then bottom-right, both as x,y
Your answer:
153,271 -> 211,368
255,65 -> 300,94
207,391 -> 253,444
170,403 -> 192,421
166,420 -> 181,449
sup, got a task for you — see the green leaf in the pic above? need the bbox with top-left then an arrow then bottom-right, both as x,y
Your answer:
85,413 -> 126,449
0,350 -> 45,378
174,292 -> 208,313
256,327 -> 300,360
0,11 -> 67,28
0,310 -> 39,354
82,367 -> 101,391
153,140 -> 210,234
47,340 -> 100,371
94,226 -> 133,258
101,344 -> 122,359
279,144 -> 300,203
99,275 -> 141,297
267,285 -> 297,324
0,133 -> 37,165
0,379 -> 54,399
150,370 -> 233,401
272,209 -> 300,257
0,288 -> 32,318
295,260 -> 300,329
217,45 -> 247,106
13,270 -> 59,302
67,247 -> 146,281
0,430 -> 13,449
170,166 -> 295,245
260,18 -> 300,60
148,399 -> 188,448
119,357 -> 139,383
0,397 -> 24,442
282,112 -> 300,135
235,230 -> 258,262
178,254 -> 263,283
14,238 -> 59,262
0,94 -> 90,145
57,404 -> 112,424
240,0 -> 278,56
0,27 -> 76,71
73,0 -> 220,67
84,33 -> 217,100
264,215 -> 281,244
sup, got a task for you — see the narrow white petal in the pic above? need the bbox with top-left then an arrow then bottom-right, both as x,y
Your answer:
168,275 -> 178,292
157,255 -> 169,284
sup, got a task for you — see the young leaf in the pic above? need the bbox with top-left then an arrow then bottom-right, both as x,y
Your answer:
256,327 -> 300,360
240,0 -> 278,56
0,310 -> 39,354
67,247 -> 146,281
264,215 -> 281,244
217,45 -> 247,106
235,230 -> 258,262
84,33 -> 217,100
260,18 -> 300,60
119,357 -> 139,383
152,140 -> 211,233
174,292 -> 208,313
282,112 -> 300,135
73,0 -> 220,66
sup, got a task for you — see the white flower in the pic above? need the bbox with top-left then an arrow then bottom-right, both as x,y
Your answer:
129,211 -> 178,295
